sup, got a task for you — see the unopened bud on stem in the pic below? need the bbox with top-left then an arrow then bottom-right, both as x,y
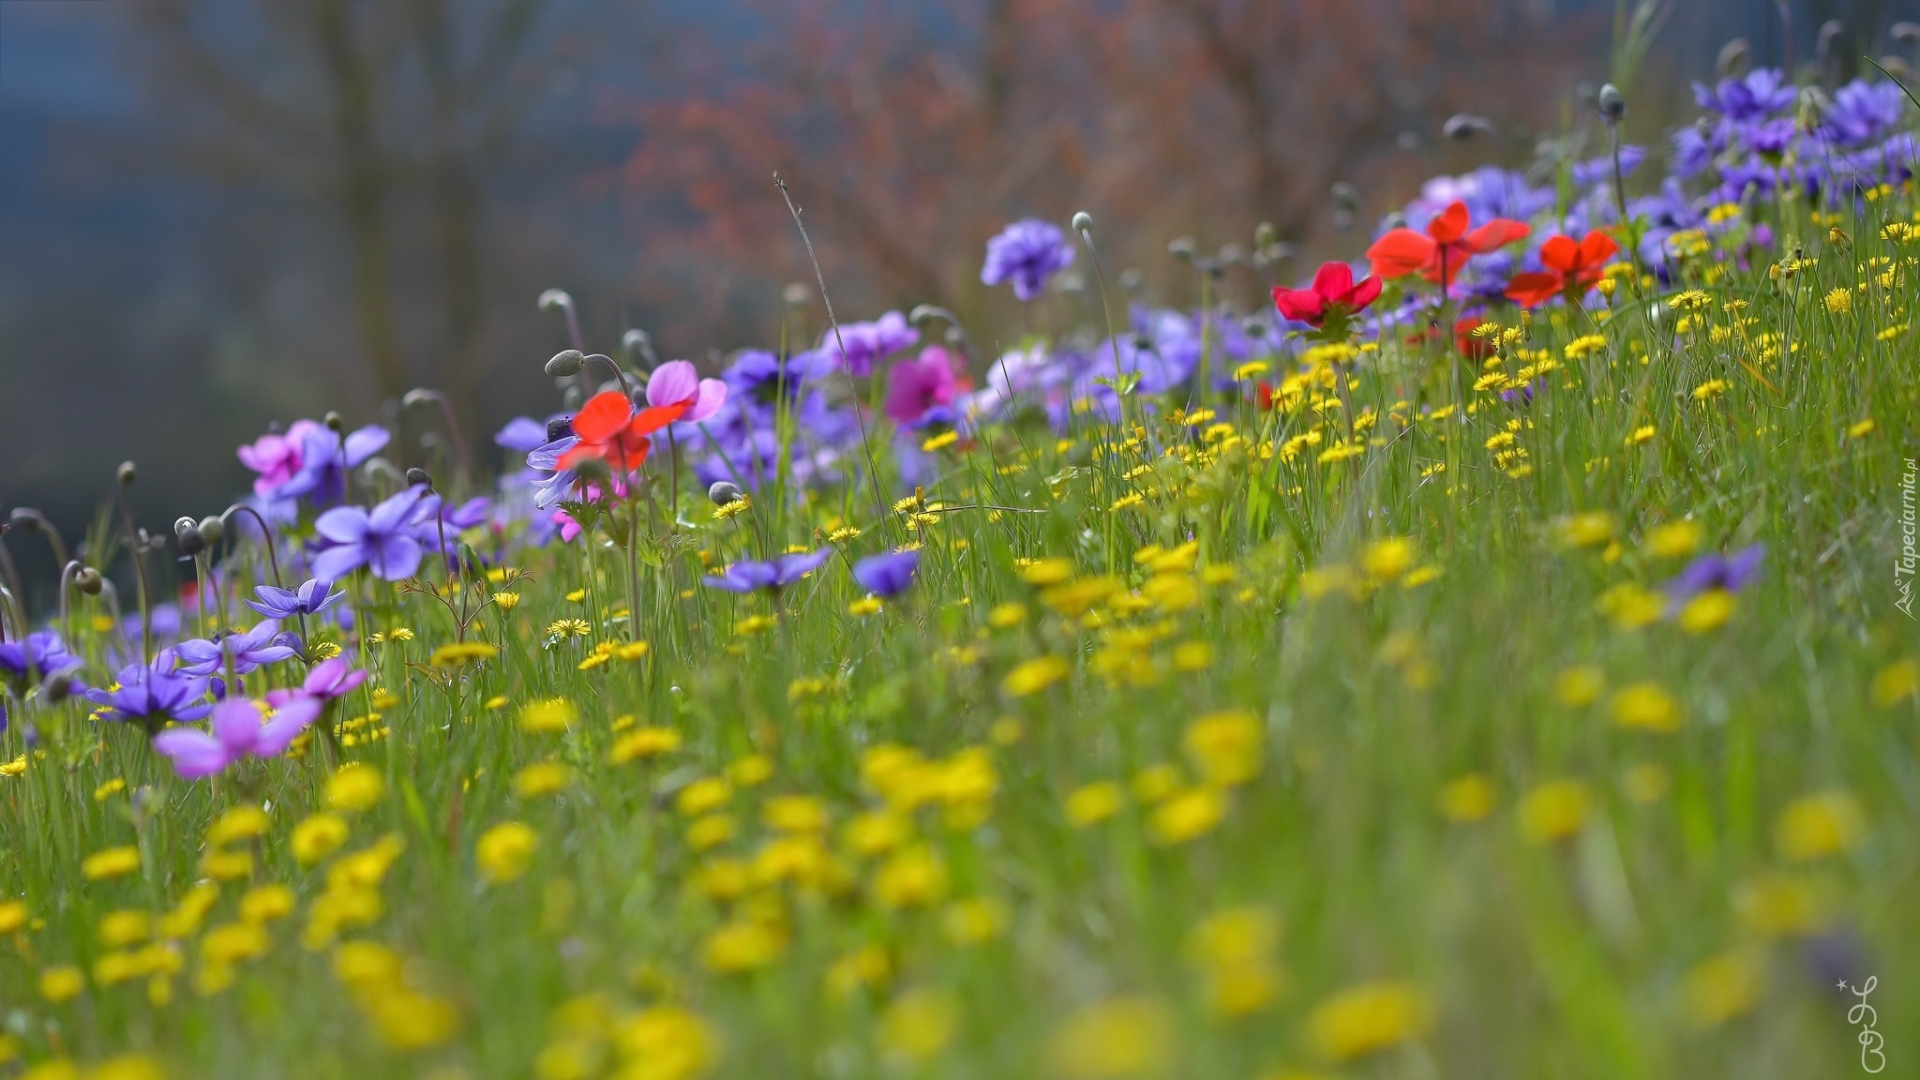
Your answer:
546,349 -> 585,377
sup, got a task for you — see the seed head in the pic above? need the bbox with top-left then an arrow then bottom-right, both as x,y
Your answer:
709,481 -> 744,507
1597,84 -> 1626,124
1071,211 -> 1094,235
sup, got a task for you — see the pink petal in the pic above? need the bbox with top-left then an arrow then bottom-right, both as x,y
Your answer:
253,697 -> 321,757
684,378 -> 728,424
153,729 -> 232,779
646,360 -> 699,408
210,697 -> 266,753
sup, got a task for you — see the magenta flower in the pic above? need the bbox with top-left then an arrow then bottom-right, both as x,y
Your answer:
646,360 -> 728,424
885,346 -> 961,426
238,420 -> 320,497
151,695 -> 322,779
266,657 -> 370,708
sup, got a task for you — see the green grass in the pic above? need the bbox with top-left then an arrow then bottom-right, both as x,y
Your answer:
2,200 -> 1918,1080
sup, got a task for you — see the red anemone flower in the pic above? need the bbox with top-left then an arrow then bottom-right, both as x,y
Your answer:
558,391 -> 689,472
1272,261 -> 1382,327
1365,200 -> 1531,287
1503,229 -> 1621,308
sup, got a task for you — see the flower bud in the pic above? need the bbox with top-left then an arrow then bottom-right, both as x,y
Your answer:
405,468 -> 434,490
44,671 -> 74,704
1716,37 -> 1750,79
1330,182 -> 1359,211
782,283 -> 810,308
174,516 -> 205,556
8,507 -> 41,532
116,461 -> 136,486
1597,83 -> 1626,123
1118,269 -> 1143,294
908,304 -> 941,327
1167,236 -> 1196,262
1896,22 -> 1920,46
1253,221 -> 1276,250
709,481 -> 744,506
538,288 -> 574,314
546,349 -> 585,377
76,567 -> 103,595
1442,113 -> 1493,141
324,411 -> 345,433
1070,211 -> 1094,235
197,516 -> 224,548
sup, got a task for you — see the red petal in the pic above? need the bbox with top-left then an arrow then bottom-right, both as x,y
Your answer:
1503,272 -> 1563,308
571,391 -> 633,443
1427,202 -> 1470,244
1577,229 -> 1621,267
1346,274 -> 1383,311
1309,260 -> 1354,300
557,443 -> 604,470
1461,218 -> 1531,254
1365,230 -> 1436,279
628,400 -> 691,437
1272,286 -> 1327,324
1538,236 -> 1579,273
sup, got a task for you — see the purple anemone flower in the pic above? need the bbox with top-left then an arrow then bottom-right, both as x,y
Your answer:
1693,69 -> 1796,122
151,694 -> 323,780
311,485 -> 431,582
852,549 -> 921,598
173,620 -> 302,678
981,218 -> 1075,301
248,578 -> 344,620
86,659 -> 214,731
822,312 -> 918,377
0,630 -> 80,690
266,657 -> 370,708
703,549 -> 833,593
1665,545 -> 1766,601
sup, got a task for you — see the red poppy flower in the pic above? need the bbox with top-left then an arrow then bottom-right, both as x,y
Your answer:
1365,201 -> 1531,287
1503,229 -> 1621,308
558,391 -> 689,471
1272,261 -> 1383,327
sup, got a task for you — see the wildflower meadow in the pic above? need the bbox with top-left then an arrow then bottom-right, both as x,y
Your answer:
4,33 -> 1920,1080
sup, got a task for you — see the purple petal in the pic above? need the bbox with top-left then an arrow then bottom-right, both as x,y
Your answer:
253,697 -> 321,757
342,425 -> 391,468
685,379 -> 728,423
210,697 -> 265,753
152,729 -> 232,779
369,535 -> 423,581
314,506 -> 371,545
311,545 -> 367,583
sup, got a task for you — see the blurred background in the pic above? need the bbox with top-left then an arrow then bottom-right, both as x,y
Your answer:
0,0 -> 1910,578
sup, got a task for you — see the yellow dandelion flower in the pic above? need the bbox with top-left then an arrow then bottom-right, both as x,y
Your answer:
39,965 -> 86,1003
1774,791 -> 1866,861
428,641 -> 497,668
878,989 -> 959,1065
1306,982 -> 1434,1062
1870,658 -> 1920,707
1149,786 -> 1226,845
476,821 -> 539,884
1002,655 -> 1071,697
1519,779 -> 1590,843
292,813 -> 351,865
1610,682 -> 1682,732
1045,997 -> 1172,1080
1678,589 -> 1736,632
519,697 -> 579,734
1645,520 -> 1703,557
1683,948 -> 1766,1026
326,764 -> 386,813
81,846 -> 141,881
1823,287 -> 1852,314
513,761 -> 573,799
1184,709 -> 1263,787
610,726 -> 682,764
1438,774 -> 1496,822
